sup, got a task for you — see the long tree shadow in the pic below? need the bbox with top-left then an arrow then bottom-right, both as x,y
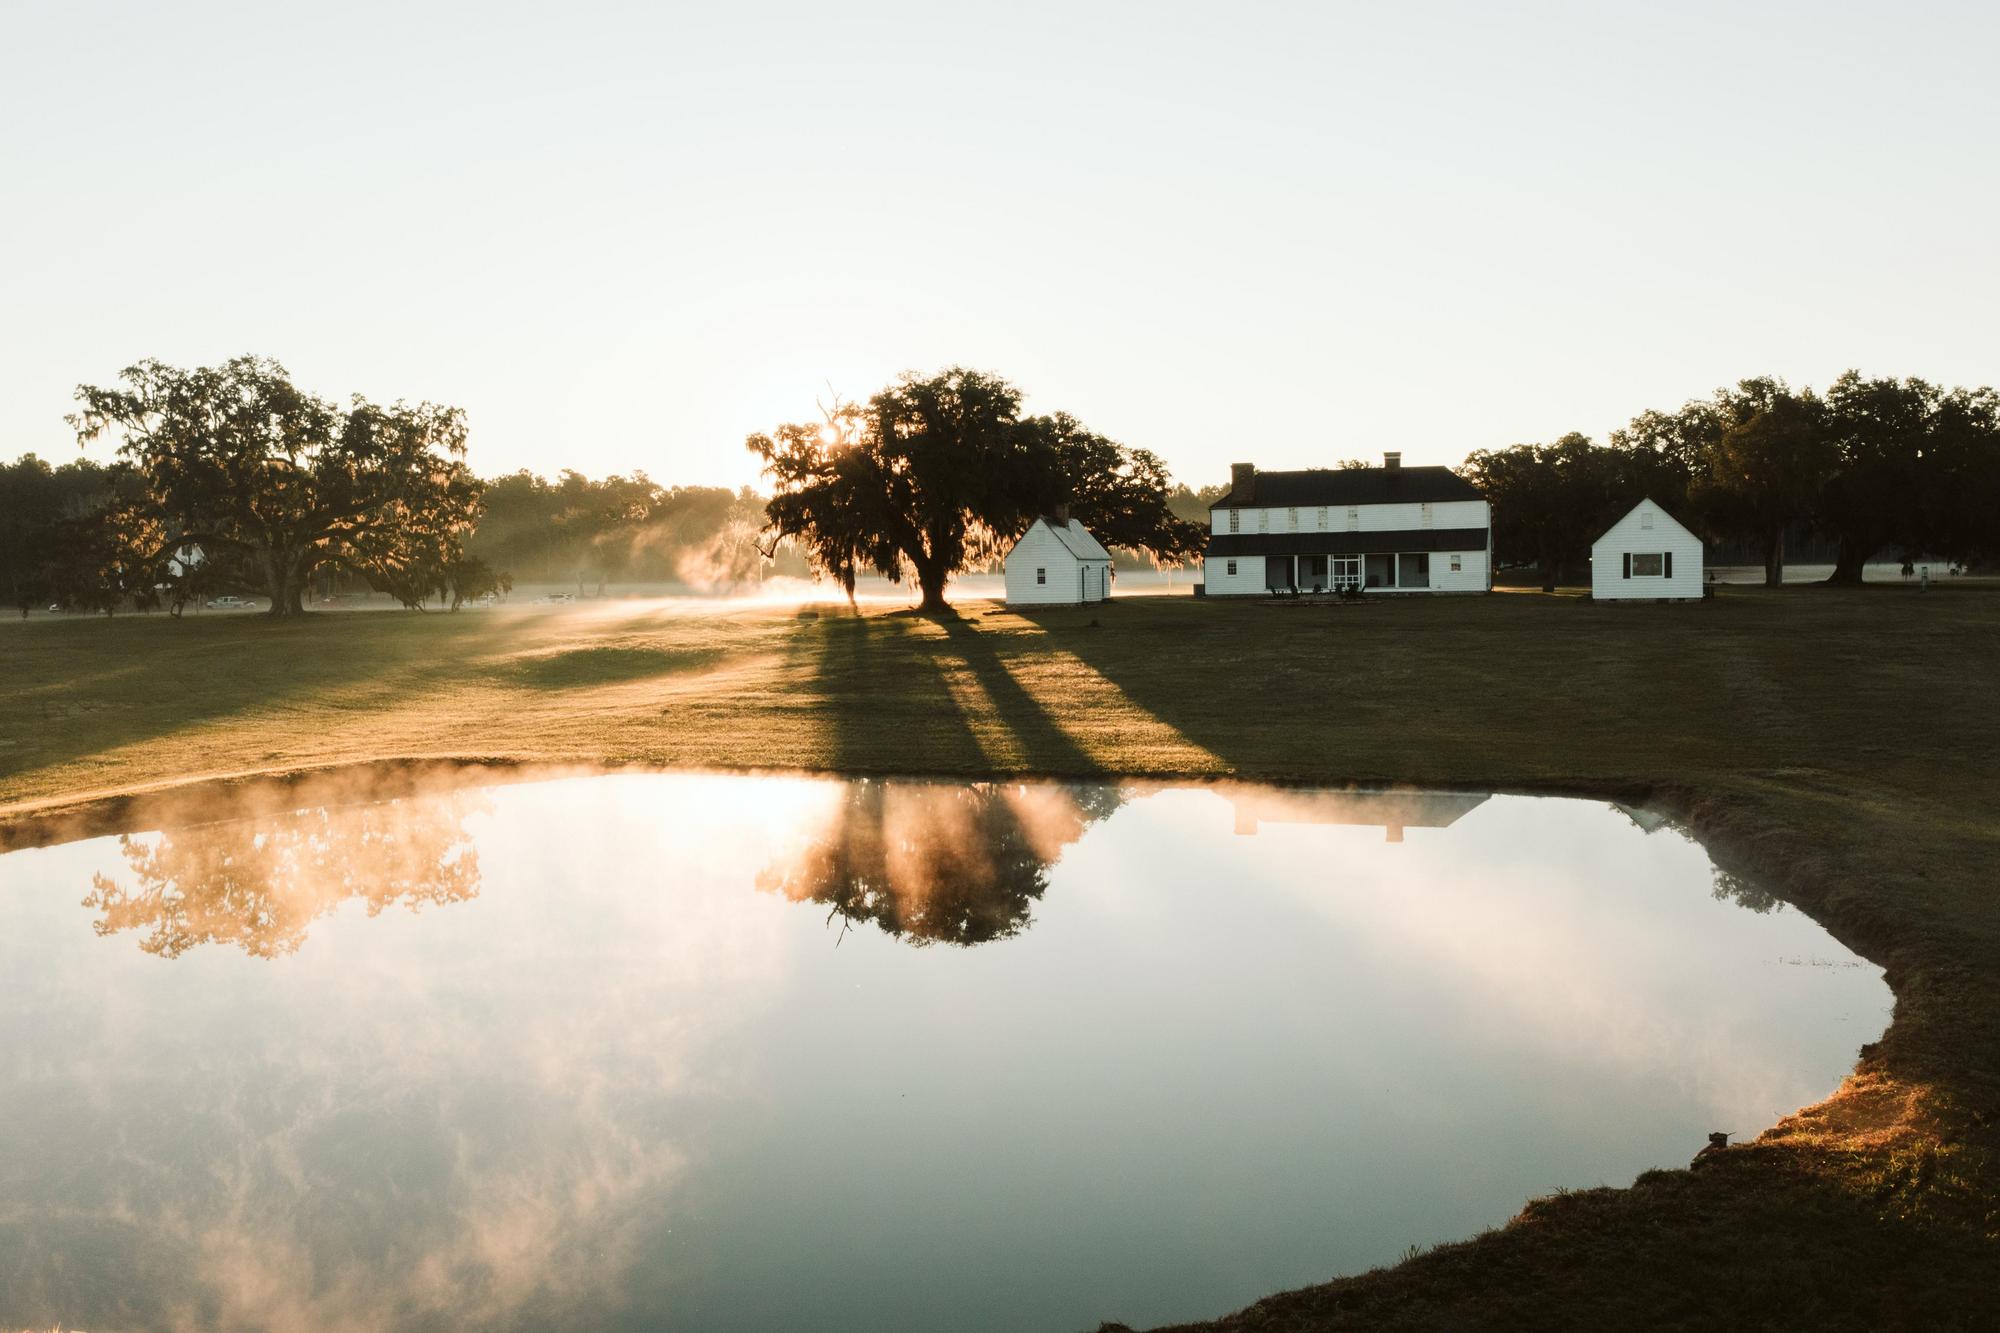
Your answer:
935,611 -> 1103,775
2,612 -> 525,796
802,610 -> 988,774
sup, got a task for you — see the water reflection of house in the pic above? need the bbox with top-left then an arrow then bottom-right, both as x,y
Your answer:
1230,790 -> 1491,842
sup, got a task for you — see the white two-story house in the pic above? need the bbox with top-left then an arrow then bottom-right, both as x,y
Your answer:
1202,453 -> 1491,596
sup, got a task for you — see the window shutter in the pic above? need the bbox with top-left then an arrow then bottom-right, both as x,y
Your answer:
1664,551 -> 1673,579
1622,553 -> 1631,579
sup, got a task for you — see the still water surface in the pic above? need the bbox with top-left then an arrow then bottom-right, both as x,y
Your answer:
0,774 -> 1888,1332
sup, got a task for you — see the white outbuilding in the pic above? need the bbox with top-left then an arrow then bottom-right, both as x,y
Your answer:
1004,512 -> 1113,605
1591,498 -> 1703,601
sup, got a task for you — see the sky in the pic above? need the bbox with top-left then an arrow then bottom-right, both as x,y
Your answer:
4,1 -> 1996,492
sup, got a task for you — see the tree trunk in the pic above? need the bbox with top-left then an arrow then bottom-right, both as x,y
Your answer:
1825,535 -> 1873,585
915,561 -> 949,613
1763,527 -> 1785,588
263,548 -> 310,617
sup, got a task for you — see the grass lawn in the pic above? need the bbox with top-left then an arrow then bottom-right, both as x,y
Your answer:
4,586 -> 1998,1329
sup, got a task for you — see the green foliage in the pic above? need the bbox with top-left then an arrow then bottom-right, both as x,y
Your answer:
69,356 -> 482,617
1016,412 -> 1204,563
468,470 -> 771,593
1463,433 -> 1639,590
0,454 -> 119,616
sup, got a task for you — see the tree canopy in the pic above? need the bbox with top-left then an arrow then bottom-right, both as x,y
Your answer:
70,356 -> 482,616
748,367 -> 1199,609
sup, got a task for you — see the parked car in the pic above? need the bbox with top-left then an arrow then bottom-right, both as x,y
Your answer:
205,596 -> 255,610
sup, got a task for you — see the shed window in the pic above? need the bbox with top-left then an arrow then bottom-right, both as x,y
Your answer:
1640,510 -> 1654,531
1228,509 -> 1240,533
1632,553 -> 1664,577
1036,567 -> 1046,584
1226,559 -> 1237,576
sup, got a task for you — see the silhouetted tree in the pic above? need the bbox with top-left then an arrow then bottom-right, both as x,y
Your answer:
1464,433 -> 1632,590
0,454 -> 121,615
1692,380 -> 1836,586
751,369 -> 1196,609
1014,412 -> 1203,563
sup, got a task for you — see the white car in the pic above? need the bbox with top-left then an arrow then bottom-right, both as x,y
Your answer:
205,596 -> 254,610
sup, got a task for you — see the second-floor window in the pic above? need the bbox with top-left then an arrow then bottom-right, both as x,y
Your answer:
1287,507 -> 1297,531
1228,509 -> 1240,533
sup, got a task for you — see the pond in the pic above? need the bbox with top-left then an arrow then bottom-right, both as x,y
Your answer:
0,774 -> 1889,1333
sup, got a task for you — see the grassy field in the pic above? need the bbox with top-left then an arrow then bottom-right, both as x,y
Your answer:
3,587 -> 1998,1329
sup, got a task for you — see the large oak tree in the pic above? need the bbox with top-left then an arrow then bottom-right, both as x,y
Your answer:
749,367 -> 1195,610
70,356 -> 481,616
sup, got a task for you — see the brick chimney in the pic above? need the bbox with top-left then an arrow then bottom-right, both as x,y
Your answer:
1051,502 -> 1071,526
1384,451 -> 1402,470
1230,462 -> 1256,500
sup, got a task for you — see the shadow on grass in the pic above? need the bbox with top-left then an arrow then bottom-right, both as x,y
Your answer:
484,645 -> 723,689
936,611 -> 1102,774
0,613 -> 523,792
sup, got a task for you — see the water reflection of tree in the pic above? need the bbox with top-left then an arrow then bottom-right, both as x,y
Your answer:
757,781 -> 1123,946
83,794 -> 486,958
1710,867 -> 1783,914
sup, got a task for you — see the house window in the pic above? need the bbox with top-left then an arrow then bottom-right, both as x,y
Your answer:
1449,553 -> 1462,573
1346,505 -> 1359,529
1632,553 -> 1664,577
1036,567 -> 1046,584
1228,509 -> 1240,533
1316,506 -> 1327,529
1226,559 -> 1237,576
1420,502 -> 1433,527
1288,507 -> 1298,531
1258,510 -> 1269,532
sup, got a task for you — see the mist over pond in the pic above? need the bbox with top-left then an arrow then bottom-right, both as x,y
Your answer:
0,774 -> 1888,1333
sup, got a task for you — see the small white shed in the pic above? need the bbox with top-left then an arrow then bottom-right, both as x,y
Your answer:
1592,499 -> 1703,601
1004,514 -> 1112,605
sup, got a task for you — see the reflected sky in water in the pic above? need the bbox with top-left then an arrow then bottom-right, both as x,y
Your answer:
0,775 -> 1889,1333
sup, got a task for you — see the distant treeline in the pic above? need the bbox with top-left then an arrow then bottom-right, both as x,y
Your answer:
1466,373 -> 2000,588
470,471 -> 791,593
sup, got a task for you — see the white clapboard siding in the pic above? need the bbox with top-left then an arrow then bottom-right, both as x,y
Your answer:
1591,499 -> 1704,600
1004,518 -> 1112,605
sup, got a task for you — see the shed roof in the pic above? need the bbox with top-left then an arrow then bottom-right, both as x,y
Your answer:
1211,466 -> 1482,509
1592,497 -> 1699,548
1020,516 -> 1111,562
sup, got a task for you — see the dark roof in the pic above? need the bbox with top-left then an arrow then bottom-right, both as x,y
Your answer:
1207,528 -> 1488,558
1211,466 -> 1482,509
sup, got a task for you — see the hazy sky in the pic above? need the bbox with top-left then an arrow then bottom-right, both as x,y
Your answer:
5,1 -> 1995,491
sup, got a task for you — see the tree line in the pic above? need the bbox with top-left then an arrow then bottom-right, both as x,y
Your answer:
9,358 -> 1996,618
1467,373 -> 2000,589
